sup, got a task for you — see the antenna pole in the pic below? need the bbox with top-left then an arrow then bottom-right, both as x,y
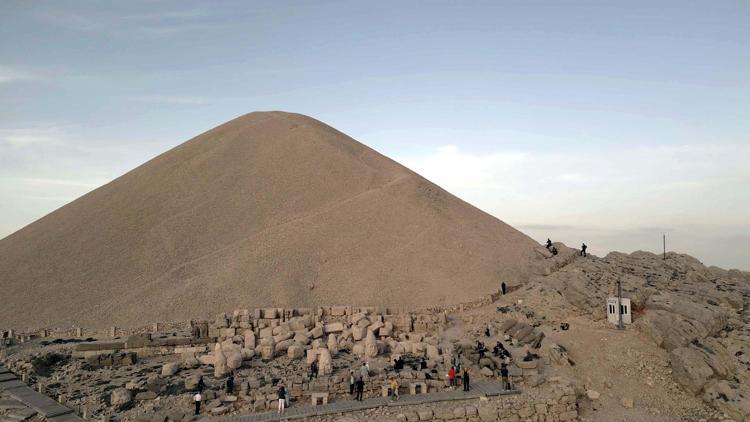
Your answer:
617,279 -> 624,330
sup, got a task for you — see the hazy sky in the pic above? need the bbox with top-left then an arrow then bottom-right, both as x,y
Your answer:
1,1 -> 749,269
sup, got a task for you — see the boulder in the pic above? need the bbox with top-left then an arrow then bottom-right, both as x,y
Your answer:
318,348 -> 333,375
110,388 -> 132,409
161,362 -> 180,377
364,330 -> 378,358
288,344 -> 305,359
586,389 -> 600,400
324,322 -> 344,333
480,367 -> 494,377
213,343 -> 228,378
352,325 -> 367,341
243,330 -> 256,349
185,374 -> 202,390
327,334 -> 338,354
226,350 -> 242,370
669,346 -> 714,394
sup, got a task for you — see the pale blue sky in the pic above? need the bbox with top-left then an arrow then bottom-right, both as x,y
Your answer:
1,1 -> 749,269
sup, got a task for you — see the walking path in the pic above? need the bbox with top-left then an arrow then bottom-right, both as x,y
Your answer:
0,364 -> 83,421
227,382 -> 520,422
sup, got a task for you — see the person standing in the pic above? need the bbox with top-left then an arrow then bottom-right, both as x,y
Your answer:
226,373 -> 234,394
389,378 -> 400,401
501,282 -> 506,295
355,376 -> 365,401
500,364 -> 509,390
359,362 -> 369,380
448,366 -> 456,389
462,368 -> 471,392
349,370 -> 355,395
581,243 -> 587,257
277,385 -> 286,413
193,391 -> 202,415
197,375 -> 204,392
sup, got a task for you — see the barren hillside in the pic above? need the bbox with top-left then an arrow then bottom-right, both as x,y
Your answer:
0,112 -> 539,329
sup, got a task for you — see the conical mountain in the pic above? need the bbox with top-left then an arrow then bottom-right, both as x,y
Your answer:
0,112 -> 538,329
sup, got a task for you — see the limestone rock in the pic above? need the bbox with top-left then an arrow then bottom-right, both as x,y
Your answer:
586,389 -> 600,400
327,334 -> 338,355
243,330 -> 256,349
161,362 -> 179,377
185,374 -> 202,390
288,344 -> 305,359
213,343 -> 228,378
318,348 -> 333,375
365,330 -> 378,358
110,388 -> 132,409
621,397 -> 634,408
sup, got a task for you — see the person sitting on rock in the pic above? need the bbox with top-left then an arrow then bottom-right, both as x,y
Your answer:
580,243 -> 587,257
551,246 -> 558,255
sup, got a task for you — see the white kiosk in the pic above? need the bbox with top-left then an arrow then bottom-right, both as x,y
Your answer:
607,297 -> 632,325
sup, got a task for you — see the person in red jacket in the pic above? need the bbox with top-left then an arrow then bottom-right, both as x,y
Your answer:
448,366 -> 456,389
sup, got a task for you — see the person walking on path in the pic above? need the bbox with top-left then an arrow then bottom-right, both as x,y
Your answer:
462,368 -> 471,392
355,376 -> 365,401
580,243 -> 587,257
349,370 -> 356,395
389,378 -> 400,401
448,366 -> 456,389
193,392 -> 202,415
500,364 -> 510,390
277,386 -> 286,413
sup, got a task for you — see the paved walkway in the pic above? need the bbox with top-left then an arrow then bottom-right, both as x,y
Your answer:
0,364 -> 84,421
227,382 -> 519,422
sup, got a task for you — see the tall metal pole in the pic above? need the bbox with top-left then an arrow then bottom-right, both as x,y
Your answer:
617,279 -> 624,330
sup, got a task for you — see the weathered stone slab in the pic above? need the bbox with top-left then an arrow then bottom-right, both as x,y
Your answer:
0,372 -> 17,382
8,385 -> 74,417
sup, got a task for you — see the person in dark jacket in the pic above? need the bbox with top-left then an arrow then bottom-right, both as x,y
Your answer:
355,376 -> 365,401
277,386 -> 286,413
462,368 -> 471,391
580,243 -> 588,257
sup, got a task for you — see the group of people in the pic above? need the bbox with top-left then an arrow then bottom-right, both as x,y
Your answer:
546,238 -> 588,257
447,366 -> 472,391
493,341 -> 511,360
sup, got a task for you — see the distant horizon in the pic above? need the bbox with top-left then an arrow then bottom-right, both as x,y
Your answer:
2,1 -> 748,270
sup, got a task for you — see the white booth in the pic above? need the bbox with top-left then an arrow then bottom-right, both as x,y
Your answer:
607,297 -> 632,325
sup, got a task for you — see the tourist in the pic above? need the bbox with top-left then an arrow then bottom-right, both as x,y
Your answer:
581,243 -> 587,257
500,364 -> 510,390
545,238 -> 552,249
551,246 -> 558,255
389,378 -> 400,401
355,376 -> 365,401
420,357 -> 427,370
193,391 -> 202,415
197,375 -> 204,392
448,366 -> 456,389
462,368 -> 471,392
484,326 -> 491,337
349,370 -> 355,395
226,373 -> 234,394
310,360 -> 318,380
360,362 -> 369,379
277,385 -> 286,413
501,281 -> 506,295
